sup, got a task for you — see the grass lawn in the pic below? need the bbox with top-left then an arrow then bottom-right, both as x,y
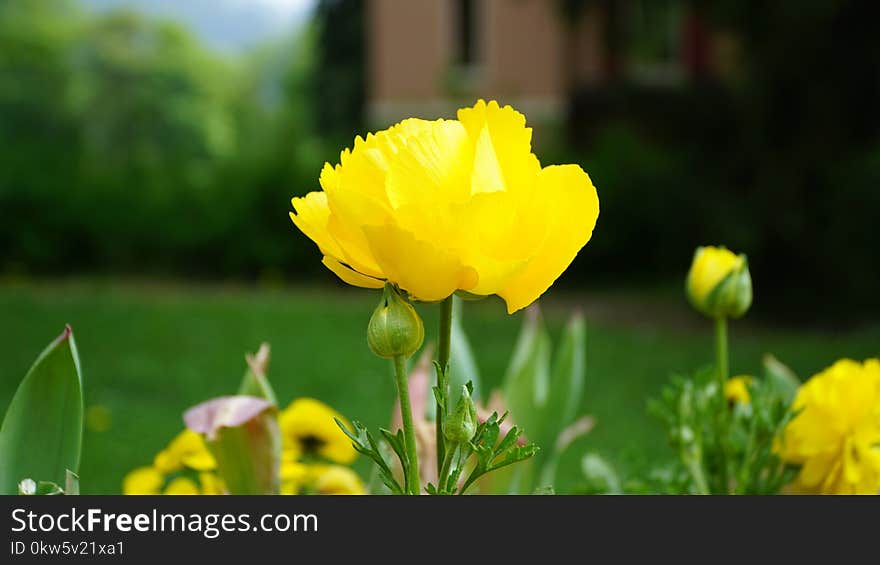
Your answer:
1,279 -> 878,494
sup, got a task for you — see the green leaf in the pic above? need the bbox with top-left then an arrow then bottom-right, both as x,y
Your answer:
580,453 -> 622,494
762,354 -> 800,403
336,419 -> 403,495
449,295 -> 481,404
237,343 -> 278,406
0,325 -> 84,495
502,307 -> 551,443
539,313 -> 586,452
65,470 -> 79,495
35,481 -> 64,495
184,396 -> 280,495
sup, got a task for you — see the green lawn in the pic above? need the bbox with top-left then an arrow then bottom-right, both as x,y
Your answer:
1,279 -> 877,494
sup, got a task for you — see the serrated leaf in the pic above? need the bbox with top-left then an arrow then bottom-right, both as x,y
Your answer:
493,426 -> 522,459
0,326 -> 83,495
337,420 -> 403,494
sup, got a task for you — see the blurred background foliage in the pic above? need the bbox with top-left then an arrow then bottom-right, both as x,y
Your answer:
2,0 -> 878,322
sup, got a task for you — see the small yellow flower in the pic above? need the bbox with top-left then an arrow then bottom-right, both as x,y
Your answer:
290,99 -> 600,314
778,358 -> 880,494
163,476 -> 200,495
685,246 -> 752,319
724,375 -> 753,405
153,429 -> 216,473
279,398 -> 357,464
122,466 -> 164,495
309,464 -> 366,495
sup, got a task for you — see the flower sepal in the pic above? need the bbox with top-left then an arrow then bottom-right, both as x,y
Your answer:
367,283 -> 425,359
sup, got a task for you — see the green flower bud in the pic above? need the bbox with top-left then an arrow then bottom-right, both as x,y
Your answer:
367,284 -> 424,359
685,246 -> 753,319
442,385 -> 477,444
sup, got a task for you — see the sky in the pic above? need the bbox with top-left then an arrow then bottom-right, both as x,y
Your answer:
81,0 -> 317,52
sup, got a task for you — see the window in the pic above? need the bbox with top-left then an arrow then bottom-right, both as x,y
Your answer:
455,0 -> 479,68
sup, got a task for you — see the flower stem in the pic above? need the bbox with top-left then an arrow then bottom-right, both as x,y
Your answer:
438,442 -> 458,493
435,296 -> 453,478
393,354 -> 420,495
714,316 -> 730,493
715,316 -> 729,384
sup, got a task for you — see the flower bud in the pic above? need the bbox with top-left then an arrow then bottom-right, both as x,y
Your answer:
367,284 -> 424,359
443,385 -> 477,444
685,246 -> 752,319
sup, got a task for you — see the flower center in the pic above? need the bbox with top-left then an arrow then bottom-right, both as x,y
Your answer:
299,434 -> 326,455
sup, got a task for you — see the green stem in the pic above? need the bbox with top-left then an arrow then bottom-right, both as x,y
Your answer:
686,449 -> 711,495
438,442 -> 458,494
435,297 -> 453,478
393,355 -> 420,495
715,316 -> 729,385
715,316 -> 730,493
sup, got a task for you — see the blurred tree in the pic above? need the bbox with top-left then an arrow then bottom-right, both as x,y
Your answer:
72,10 -> 240,268
0,0 -> 84,271
696,0 -> 880,317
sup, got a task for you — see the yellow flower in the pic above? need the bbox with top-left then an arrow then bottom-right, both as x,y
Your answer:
163,476 -> 200,495
309,464 -> 365,495
279,398 -> 357,464
290,99 -> 600,314
724,375 -> 753,405
122,466 -> 164,495
778,359 -> 880,494
153,429 -> 216,473
685,246 -> 752,319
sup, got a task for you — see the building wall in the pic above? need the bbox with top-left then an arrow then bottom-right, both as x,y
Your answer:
366,0 -> 573,126
482,0 -> 564,119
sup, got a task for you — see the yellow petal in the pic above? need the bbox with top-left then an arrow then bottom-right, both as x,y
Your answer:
362,222 -> 478,302
198,473 -> 226,495
321,256 -> 384,289
289,191 -> 344,259
311,465 -> 365,495
385,119 -> 471,210
686,246 -> 743,304
321,163 -> 390,278
152,449 -> 178,474
499,165 -> 599,313
163,477 -> 200,495
447,192 -> 531,295
122,467 -> 164,495
182,450 -> 216,472
458,99 -> 541,199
